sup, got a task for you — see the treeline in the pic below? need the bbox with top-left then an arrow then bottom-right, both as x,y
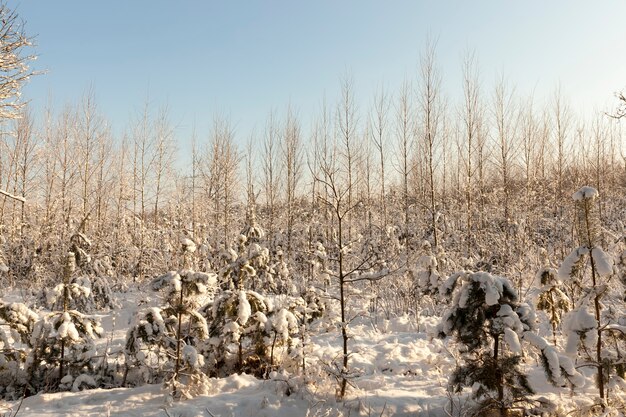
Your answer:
0,44 -> 625,290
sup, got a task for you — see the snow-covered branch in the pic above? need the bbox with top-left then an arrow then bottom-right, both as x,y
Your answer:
0,188 -> 25,203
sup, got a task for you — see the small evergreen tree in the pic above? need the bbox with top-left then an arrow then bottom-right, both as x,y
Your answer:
558,186 -> 622,409
439,271 -> 534,416
41,233 -> 118,312
536,267 -> 571,346
27,252 -> 103,393
439,271 -> 583,416
202,288 -> 270,377
125,270 -> 214,398
0,301 -> 38,398
416,240 -> 441,296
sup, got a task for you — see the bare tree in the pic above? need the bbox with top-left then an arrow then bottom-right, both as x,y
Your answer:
315,97 -> 334,242
358,124 -> 374,236
370,86 -> 390,230
54,106 -> 78,240
459,51 -> 482,256
417,39 -> 443,249
203,115 -> 240,243
130,98 -> 153,280
113,134 -> 131,250
13,106 -> 37,236
282,105 -> 303,260
492,74 -> 519,222
590,114 -> 607,220
337,74 -> 359,240
314,149 -> 387,399
75,89 -> 106,233
152,105 -> 176,229
520,94 -> 537,211
551,86 -> 572,258
40,104 -> 58,236
0,107 -> 35,235
0,3 -> 36,120
262,111 -> 281,250
0,3 -> 37,215
394,79 -> 414,254
190,126 -> 199,237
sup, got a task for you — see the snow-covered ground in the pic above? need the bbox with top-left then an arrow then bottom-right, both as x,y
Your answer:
1,286 -> 623,417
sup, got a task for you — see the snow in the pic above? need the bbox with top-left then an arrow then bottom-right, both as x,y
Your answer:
57,312 -> 80,341
563,306 -> 597,357
181,237 -> 197,253
0,285 -> 619,416
591,247 -> 613,276
572,186 -> 598,201
0,188 -> 26,203
72,374 -> 97,392
270,308 -> 298,341
238,290 -> 251,325
558,247 -> 587,280
503,327 -> 522,353
182,345 -> 204,369
1,247 -> 625,417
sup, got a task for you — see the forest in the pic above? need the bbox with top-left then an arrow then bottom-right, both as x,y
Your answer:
1,2 -> 626,417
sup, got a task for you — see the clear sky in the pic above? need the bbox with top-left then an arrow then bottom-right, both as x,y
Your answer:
14,1 -> 626,149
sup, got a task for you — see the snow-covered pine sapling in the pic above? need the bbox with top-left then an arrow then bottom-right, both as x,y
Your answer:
439,271 -> 583,417
269,248 -> 296,295
416,240 -> 440,297
42,233 -> 118,312
219,205 -> 273,293
439,271 -> 533,415
293,287 -> 326,376
202,289 -> 270,377
0,239 -> 8,277
0,301 -> 38,396
0,301 -> 38,347
415,240 -> 442,318
311,241 -> 331,292
149,270 -> 213,398
180,235 -> 197,271
218,232 -> 270,292
27,252 -> 103,393
123,307 -> 170,385
42,275 -> 91,312
558,186 -> 620,407
536,267 -> 571,346
266,305 -> 299,372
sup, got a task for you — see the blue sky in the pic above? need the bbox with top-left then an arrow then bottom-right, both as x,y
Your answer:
15,1 -> 626,149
